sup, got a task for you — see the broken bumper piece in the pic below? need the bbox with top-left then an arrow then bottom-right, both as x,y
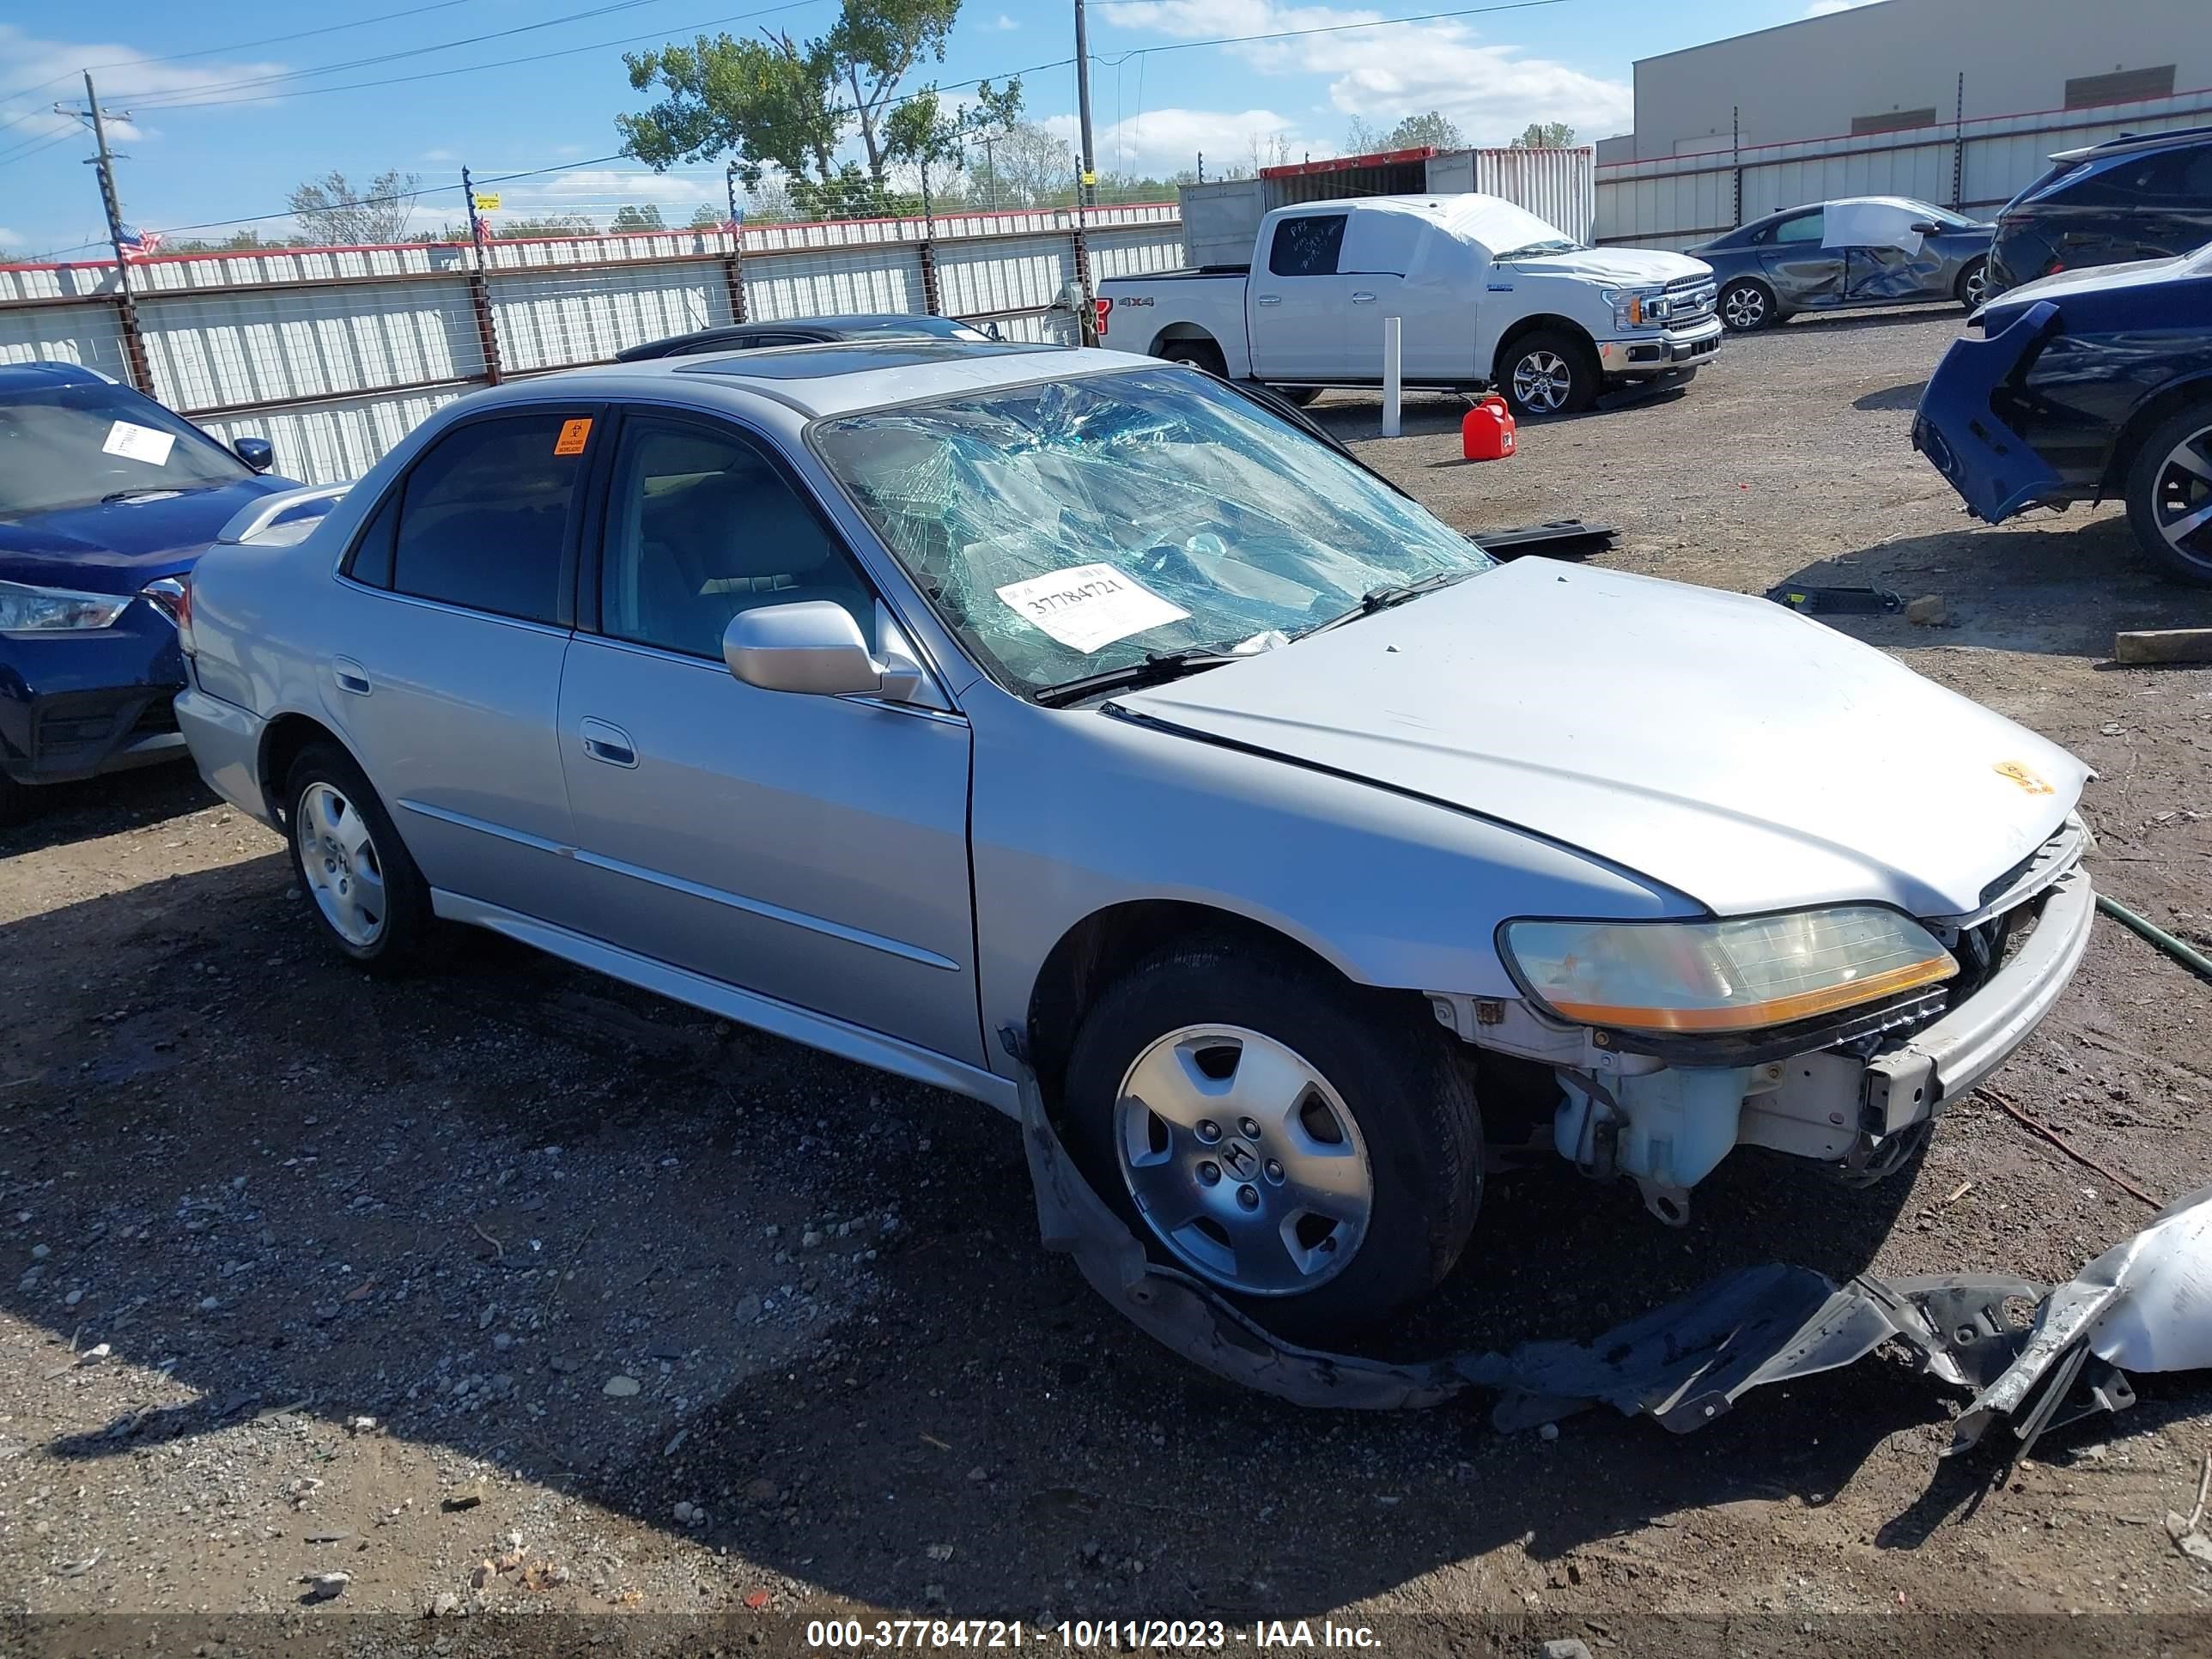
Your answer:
1020,1065 -> 2208,1455
1911,298 -> 2066,524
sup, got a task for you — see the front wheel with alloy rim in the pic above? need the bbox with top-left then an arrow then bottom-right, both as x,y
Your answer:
1720,279 -> 1775,332
1060,938 -> 1483,1339
1956,258 -> 1989,311
285,742 -> 434,972
2125,404 -> 2212,586
1498,329 -> 1597,418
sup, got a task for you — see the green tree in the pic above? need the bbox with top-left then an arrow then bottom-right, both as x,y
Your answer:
1345,111 -> 1463,155
288,168 -> 422,244
496,214 -> 597,238
619,0 -> 981,200
884,76 -> 1021,210
611,203 -> 667,231
686,203 -> 726,228
1510,121 -> 1577,149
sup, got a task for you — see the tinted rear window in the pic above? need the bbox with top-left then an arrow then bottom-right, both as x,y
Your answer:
390,414 -> 586,623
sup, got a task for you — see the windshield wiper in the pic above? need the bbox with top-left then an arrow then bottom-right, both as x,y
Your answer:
1030,648 -> 1243,708
1300,569 -> 1476,638
100,485 -> 184,503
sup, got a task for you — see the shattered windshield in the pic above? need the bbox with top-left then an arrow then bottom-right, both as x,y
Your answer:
811,367 -> 1493,696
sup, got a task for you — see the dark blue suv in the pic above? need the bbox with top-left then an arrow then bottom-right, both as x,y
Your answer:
1990,125 -> 2212,295
1,362 -> 295,823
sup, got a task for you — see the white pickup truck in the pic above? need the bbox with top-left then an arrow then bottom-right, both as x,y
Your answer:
1097,194 -> 1723,416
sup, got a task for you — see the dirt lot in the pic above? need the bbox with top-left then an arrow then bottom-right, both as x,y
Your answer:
3,306 -> 2211,1656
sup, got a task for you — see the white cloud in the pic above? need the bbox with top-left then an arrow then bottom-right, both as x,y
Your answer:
1099,0 -> 1631,148
421,147 -> 457,163
987,12 -> 1020,27
487,167 -> 726,222
0,26 -> 290,150
1042,106 -> 1305,179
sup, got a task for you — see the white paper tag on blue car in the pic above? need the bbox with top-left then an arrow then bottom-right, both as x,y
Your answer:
995,563 -> 1189,654
103,420 -> 176,466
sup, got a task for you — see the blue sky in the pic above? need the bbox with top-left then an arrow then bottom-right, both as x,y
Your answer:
0,0 -> 1856,258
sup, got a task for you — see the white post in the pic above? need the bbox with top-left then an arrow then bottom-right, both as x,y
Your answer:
1381,315 -> 1402,438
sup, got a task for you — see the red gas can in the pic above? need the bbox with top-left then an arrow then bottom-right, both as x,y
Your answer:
1462,394 -> 1517,461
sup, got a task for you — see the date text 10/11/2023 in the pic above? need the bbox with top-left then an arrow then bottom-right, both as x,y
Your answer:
804,1620 -> 1383,1649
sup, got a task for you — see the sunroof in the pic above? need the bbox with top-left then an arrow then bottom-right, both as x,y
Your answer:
677,340 -> 1053,380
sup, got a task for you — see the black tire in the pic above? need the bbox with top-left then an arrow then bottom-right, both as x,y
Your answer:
2124,402 -> 2212,586
283,741 -> 435,974
0,769 -> 37,829
1719,277 -> 1777,333
1496,329 -> 1599,418
1158,338 -> 1228,380
1060,937 -> 1483,1340
1954,258 -> 1990,311
1267,386 -> 1323,407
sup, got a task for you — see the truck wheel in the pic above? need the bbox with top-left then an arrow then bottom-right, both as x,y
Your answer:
1955,258 -> 1990,311
1158,339 -> 1227,379
1720,278 -> 1776,332
1498,331 -> 1598,417
1060,936 -> 1482,1340
2124,403 -> 2212,586
284,742 -> 435,974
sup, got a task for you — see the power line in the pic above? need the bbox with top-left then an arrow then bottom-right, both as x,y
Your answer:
125,0 -> 708,111
1090,0 -> 1571,63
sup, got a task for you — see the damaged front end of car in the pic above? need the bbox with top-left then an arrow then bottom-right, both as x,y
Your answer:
1911,299 -> 2069,524
1422,815 -> 2094,1225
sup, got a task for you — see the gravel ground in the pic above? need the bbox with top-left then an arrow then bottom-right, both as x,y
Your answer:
3,306 -> 2210,1657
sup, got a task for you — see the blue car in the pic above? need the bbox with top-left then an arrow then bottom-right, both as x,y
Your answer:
1911,242 -> 2212,586
1,362 -> 297,822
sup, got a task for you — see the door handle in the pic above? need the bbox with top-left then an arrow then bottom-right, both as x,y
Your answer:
579,718 -> 638,769
1255,295 -> 1283,307
1351,291 -> 1377,302
331,657 -> 371,696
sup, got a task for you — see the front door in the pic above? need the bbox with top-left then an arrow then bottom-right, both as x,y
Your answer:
322,406 -> 594,920
1248,212 -> 1350,381
1757,207 -> 1844,307
555,410 -> 982,1066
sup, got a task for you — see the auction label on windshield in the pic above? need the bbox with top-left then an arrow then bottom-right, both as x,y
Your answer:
995,563 -> 1188,654
102,420 -> 175,467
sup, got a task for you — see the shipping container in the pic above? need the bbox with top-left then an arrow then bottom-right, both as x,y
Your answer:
1177,144 -> 1599,268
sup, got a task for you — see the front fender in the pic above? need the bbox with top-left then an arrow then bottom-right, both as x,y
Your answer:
1912,300 -> 2066,523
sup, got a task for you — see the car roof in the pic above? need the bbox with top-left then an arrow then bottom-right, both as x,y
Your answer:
0,360 -> 119,394
2054,123 -> 2212,164
480,339 -> 1155,420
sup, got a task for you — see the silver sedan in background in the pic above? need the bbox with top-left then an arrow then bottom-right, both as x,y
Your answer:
173,341 -> 2090,1340
1692,197 -> 1994,331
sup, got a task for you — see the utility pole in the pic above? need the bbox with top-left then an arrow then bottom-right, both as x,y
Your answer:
721,161 -> 748,324
61,72 -> 153,392
979,132 -> 996,211
1072,0 -> 1097,209
459,166 -> 502,386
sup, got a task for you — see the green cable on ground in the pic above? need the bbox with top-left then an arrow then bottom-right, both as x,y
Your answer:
2096,891 -> 2212,984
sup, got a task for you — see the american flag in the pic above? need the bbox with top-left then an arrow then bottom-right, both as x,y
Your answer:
117,225 -> 162,258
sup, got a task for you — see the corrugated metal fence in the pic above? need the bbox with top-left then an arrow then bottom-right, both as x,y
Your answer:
0,204 -> 1182,483
1595,86 -> 2212,249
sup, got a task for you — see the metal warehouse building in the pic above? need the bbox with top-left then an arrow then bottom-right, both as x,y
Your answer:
1592,0 -> 2212,246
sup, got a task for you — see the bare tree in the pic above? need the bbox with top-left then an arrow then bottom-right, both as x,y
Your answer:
288,169 -> 422,245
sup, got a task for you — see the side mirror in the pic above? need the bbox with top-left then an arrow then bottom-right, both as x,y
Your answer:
233,436 -> 276,472
1909,222 -> 1942,235
722,600 -> 921,702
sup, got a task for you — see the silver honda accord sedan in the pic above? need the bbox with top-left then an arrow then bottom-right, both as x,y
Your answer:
175,339 -> 2094,1336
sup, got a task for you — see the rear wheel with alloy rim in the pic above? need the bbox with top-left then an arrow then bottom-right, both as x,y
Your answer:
1956,258 -> 1989,311
1060,937 -> 1483,1338
1498,329 -> 1597,418
285,742 -> 434,971
1720,279 -> 1774,332
2125,404 -> 2212,586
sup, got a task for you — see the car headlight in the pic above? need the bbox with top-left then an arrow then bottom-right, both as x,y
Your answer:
1500,907 -> 1958,1035
0,579 -> 135,635
1604,287 -> 1667,330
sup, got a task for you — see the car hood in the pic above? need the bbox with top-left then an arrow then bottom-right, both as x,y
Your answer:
0,476 -> 294,594
1502,247 -> 1713,286
1115,559 -> 2085,920
1980,243 -> 2212,321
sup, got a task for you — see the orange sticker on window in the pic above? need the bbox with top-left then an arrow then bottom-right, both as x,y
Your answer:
553,417 -> 592,457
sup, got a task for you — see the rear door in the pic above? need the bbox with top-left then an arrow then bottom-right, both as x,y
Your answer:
323,406 -> 596,921
1248,212 -> 1351,380
553,406 -> 983,1065
1756,208 -> 1844,307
